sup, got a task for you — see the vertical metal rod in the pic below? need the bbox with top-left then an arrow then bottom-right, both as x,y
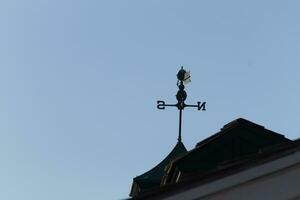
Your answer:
178,108 -> 182,142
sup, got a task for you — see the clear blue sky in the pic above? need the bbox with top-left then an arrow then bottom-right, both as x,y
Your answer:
1,1 -> 300,199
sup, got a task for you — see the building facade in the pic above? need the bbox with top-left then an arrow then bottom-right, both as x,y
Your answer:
129,118 -> 300,200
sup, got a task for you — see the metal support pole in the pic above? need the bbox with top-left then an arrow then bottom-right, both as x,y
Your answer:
178,109 -> 182,142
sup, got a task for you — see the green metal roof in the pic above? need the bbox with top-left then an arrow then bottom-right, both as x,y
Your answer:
130,141 -> 187,196
163,118 -> 292,184
129,118 -> 292,198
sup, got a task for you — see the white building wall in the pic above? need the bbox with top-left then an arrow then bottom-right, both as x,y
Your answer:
199,164 -> 300,200
164,150 -> 300,200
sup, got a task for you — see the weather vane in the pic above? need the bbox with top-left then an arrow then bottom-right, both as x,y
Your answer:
157,67 -> 206,142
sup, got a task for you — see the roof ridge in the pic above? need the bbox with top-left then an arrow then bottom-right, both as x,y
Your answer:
221,118 -> 264,131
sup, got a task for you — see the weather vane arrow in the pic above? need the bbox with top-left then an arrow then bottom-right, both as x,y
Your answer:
157,67 -> 206,142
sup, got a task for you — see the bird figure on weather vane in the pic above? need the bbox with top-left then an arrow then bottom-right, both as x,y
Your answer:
157,67 -> 206,142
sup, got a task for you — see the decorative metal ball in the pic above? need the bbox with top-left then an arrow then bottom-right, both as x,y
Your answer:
176,90 -> 187,101
178,84 -> 185,90
177,69 -> 186,81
